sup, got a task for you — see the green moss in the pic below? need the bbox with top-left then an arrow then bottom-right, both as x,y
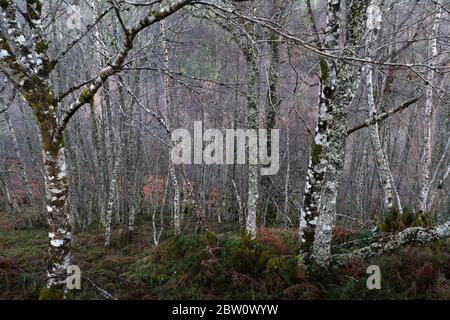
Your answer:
380,207 -> 400,232
311,143 -> 323,166
79,88 -> 94,105
205,230 -> 218,245
38,287 -> 64,300
1,212 -> 449,300
223,232 -> 271,276
265,255 -> 304,287
0,0 -> 9,9
35,41 -> 48,55
414,212 -> 434,228
346,0 -> 370,45
381,208 -> 434,233
399,208 -> 415,227
320,58 -> 329,81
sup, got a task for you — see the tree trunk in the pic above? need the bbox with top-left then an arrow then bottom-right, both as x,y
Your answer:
300,0 -> 370,267
104,154 -> 121,247
364,1 -> 398,212
419,2 -> 442,212
283,118 -> 291,225
299,0 -> 342,251
261,0 -> 283,216
244,45 -> 260,239
29,92 -> 72,291
160,12 -> 182,235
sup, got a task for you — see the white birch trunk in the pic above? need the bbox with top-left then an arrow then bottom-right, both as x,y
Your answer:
364,1 -> 398,212
309,0 -> 371,267
299,0 -> 342,249
246,164 -> 259,238
244,47 -> 260,239
283,119 -> 291,225
428,136 -> 450,210
160,12 -> 182,235
104,154 -> 120,247
419,1 -> 442,212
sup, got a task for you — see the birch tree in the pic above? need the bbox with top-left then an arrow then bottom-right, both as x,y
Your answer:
159,9 -> 182,235
299,0 -> 371,267
364,0 -> 398,213
0,0 -> 193,294
419,1 -> 443,213
243,30 -> 261,239
261,0 -> 284,221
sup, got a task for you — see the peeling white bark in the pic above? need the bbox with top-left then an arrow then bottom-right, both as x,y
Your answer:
0,0 -> 194,294
104,154 -> 120,247
419,1 -> 442,212
283,120 -> 291,224
333,221 -> 450,265
364,1 -> 399,212
309,0 -> 371,268
160,13 -> 182,235
299,0 -> 342,249
43,144 -> 72,289
244,43 -> 260,239
246,164 -> 259,238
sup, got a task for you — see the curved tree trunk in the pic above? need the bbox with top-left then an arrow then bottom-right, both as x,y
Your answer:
364,1 -> 399,213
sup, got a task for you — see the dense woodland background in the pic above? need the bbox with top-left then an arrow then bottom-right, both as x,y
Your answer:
0,0 -> 449,299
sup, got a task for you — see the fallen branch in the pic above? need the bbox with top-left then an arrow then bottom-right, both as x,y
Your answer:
332,232 -> 382,251
347,97 -> 421,135
85,276 -> 118,300
332,221 -> 450,266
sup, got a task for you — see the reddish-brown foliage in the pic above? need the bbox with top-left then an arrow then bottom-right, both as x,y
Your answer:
332,226 -> 352,244
342,259 -> 367,279
256,227 -> 290,255
143,176 -> 168,205
415,262 -> 436,292
0,257 -> 22,289
283,283 -> 324,300
201,258 -> 220,269
198,288 -> 219,300
143,175 -> 222,209
229,271 -> 261,291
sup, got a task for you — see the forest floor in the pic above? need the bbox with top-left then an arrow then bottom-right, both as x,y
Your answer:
0,212 -> 449,300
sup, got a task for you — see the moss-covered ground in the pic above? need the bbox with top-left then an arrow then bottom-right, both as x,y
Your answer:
0,213 -> 449,300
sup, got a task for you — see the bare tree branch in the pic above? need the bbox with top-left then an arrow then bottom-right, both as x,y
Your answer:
53,0 -> 194,140
347,97 -> 421,136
